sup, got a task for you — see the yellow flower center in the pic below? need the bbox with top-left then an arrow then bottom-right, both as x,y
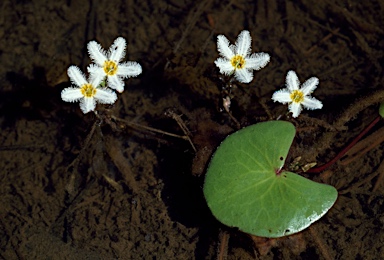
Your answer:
80,84 -> 97,97
230,55 -> 246,69
103,60 -> 118,75
290,90 -> 304,103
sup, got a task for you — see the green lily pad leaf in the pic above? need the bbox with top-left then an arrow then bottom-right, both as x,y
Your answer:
379,102 -> 384,118
203,121 -> 338,238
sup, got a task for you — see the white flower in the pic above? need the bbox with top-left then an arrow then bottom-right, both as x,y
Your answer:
272,70 -> 323,118
61,66 -> 117,114
87,37 -> 142,93
214,30 -> 270,83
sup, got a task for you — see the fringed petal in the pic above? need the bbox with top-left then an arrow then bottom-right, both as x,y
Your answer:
289,102 -> 303,118
272,89 -> 291,104
79,97 -> 96,114
67,66 -> 87,87
234,68 -> 253,83
286,71 -> 300,91
61,87 -> 83,102
245,53 -> 270,70
301,77 -> 319,95
87,41 -> 107,65
107,75 -> 125,93
214,58 -> 234,75
94,88 -> 117,104
117,61 -> 142,78
109,37 -> 126,63
217,35 -> 235,60
302,97 -> 323,110
235,30 -> 251,57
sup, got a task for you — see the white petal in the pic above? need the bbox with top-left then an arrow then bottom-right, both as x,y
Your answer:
302,97 -> 323,110
234,68 -> 252,83
286,71 -> 300,91
289,102 -> 302,118
300,77 -> 319,95
94,88 -> 117,104
117,61 -> 142,78
217,35 -> 234,60
61,87 -> 83,102
272,89 -> 291,103
107,75 -> 125,93
87,41 -> 107,65
244,52 -> 270,70
214,57 -> 234,75
67,66 -> 87,87
88,64 -> 106,83
79,97 -> 96,114
235,30 -> 251,57
108,37 -> 126,63
87,63 -> 102,74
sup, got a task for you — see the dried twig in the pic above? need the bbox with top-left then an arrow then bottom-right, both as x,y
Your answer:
339,127 -> 384,166
305,28 -> 340,55
307,116 -> 381,173
111,115 -> 189,141
165,109 -> 197,152
164,0 -> 213,70
217,230 -> 229,260
309,225 -> 333,260
311,88 -> 384,158
371,160 -> 384,193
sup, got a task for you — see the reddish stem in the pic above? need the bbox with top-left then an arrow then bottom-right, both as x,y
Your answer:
307,116 -> 381,173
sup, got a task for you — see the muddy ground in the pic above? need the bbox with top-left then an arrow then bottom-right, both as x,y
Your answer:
1,0 -> 384,259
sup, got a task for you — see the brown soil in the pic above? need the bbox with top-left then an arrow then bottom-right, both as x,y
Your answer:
1,0 -> 384,259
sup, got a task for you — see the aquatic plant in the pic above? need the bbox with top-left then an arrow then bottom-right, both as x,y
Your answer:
272,70 -> 323,118
61,37 -> 142,113
203,120 -> 338,238
203,29 -> 384,240
87,37 -> 142,93
214,30 -> 270,84
61,66 -> 117,114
